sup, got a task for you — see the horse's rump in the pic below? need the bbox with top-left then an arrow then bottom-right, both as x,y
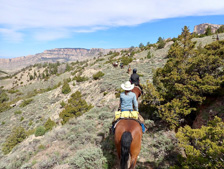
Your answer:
131,86 -> 142,99
115,119 -> 143,169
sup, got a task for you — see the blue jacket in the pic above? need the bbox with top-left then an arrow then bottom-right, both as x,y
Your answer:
120,92 -> 138,112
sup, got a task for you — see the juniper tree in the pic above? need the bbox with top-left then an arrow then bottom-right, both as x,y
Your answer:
139,43 -> 144,48
157,37 -> 166,49
143,34 -> 224,128
178,26 -> 196,58
216,25 -> 224,33
205,26 -> 212,36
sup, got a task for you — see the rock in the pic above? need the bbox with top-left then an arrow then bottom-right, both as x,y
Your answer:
193,23 -> 223,35
10,103 -> 16,107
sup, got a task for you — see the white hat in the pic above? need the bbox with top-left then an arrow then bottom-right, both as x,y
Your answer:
121,81 -> 134,91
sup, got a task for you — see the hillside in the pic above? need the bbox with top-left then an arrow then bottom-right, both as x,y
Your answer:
0,33 -> 224,169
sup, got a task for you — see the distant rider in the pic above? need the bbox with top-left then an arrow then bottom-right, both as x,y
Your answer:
130,68 -> 143,94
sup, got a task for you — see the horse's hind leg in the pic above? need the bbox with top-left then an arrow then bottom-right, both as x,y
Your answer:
115,142 -> 121,160
129,156 -> 138,169
129,134 -> 142,169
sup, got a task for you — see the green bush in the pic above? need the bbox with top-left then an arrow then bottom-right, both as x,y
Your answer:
7,89 -> 19,94
44,118 -> 56,131
28,120 -> 33,126
60,101 -> 66,108
38,144 -> 46,150
73,75 -> 89,82
0,102 -> 11,113
205,26 -> 212,36
147,50 -> 153,59
120,56 -> 133,65
216,25 -> 224,33
69,147 -> 107,169
115,88 -> 124,98
2,126 -> 27,154
59,91 -> 93,124
66,77 -> 72,82
14,110 -> 22,115
20,99 -> 33,107
157,37 -> 166,49
35,126 -> 46,137
26,129 -> 35,136
93,71 -> 104,80
29,75 -> 34,80
0,90 -> 9,103
62,81 -> 71,94
174,117 -> 224,168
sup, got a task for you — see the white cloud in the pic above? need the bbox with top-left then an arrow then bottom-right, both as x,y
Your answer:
0,0 -> 224,42
33,28 -> 71,41
0,28 -> 23,42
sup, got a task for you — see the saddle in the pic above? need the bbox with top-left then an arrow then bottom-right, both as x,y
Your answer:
114,111 -> 139,121
111,111 -> 146,134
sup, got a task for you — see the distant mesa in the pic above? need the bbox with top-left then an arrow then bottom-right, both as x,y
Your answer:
193,23 -> 223,35
0,48 -> 126,71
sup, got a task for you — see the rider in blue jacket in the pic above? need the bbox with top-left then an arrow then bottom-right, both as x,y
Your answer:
119,81 -> 138,112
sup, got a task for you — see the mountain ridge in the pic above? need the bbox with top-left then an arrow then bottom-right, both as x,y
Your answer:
0,48 -> 127,72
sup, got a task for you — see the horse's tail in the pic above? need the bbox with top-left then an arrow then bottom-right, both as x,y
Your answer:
120,131 -> 132,169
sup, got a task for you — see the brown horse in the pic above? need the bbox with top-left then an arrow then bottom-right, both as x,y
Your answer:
113,62 -> 118,67
115,119 -> 143,169
131,86 -> 142,100
127,66 -> 132,74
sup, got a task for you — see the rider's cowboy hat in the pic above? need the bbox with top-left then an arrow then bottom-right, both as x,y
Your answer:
121,81 -> 134,91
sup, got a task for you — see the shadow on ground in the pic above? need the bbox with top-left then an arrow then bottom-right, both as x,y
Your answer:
100,131 -> 118,169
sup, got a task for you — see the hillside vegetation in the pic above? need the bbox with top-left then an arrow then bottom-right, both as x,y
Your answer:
0,28 -> 224,169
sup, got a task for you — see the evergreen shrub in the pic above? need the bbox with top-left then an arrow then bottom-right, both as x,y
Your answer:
35,126 -> 46,137
2,126 -> 27,154
44,118 -> 56,131
59,91 -> 93,124
73,75 -> 89,82
60,101 -> 66,108
20,99 -> 33,107
62,81 -> 71,94
93,71 -> 104,80
14,110 -> 22,115
120,56 -> 133,65
157,37 -> 166,49
0,90 -> 9,103
174,117 -> 224,168
143,27 -> 224,129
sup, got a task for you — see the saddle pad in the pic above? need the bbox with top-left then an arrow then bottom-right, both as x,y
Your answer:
114,111 -> 139,121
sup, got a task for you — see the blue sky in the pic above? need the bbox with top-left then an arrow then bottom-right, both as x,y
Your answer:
0,0 -> 224,59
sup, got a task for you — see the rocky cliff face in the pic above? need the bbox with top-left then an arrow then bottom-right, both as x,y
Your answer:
193,23 -> 223,34
0,48 -> 125,71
